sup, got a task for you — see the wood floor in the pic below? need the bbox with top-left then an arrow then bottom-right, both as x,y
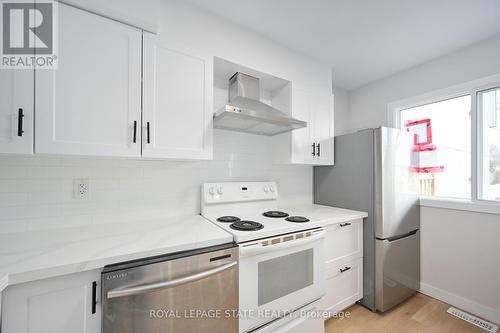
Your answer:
325,293 -> 490,333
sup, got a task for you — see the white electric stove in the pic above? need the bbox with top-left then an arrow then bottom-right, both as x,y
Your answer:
201,181 -> 325,243
201,181 -> 326,333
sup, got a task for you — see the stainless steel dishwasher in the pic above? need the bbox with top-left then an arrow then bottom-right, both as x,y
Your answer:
102,243 -> 238,333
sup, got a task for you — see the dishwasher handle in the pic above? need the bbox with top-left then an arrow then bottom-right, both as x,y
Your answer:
106,261 -> 237,299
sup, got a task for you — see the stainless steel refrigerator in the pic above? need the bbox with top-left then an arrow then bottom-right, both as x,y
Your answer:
314,127 -> 420,312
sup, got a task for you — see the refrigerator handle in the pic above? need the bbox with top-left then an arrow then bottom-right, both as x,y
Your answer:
377,229 -> 418,242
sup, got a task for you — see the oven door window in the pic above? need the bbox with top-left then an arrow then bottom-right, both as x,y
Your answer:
258,249 -> 314,306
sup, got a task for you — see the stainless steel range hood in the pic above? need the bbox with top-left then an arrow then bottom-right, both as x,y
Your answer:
213,72 -> 306,136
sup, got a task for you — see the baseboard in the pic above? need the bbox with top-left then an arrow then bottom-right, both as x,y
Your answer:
420,283 -> 500,325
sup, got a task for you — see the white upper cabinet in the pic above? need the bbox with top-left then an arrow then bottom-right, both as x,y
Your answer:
311,92 -> 334,165
274,86 -> 334,165
290,89 -> 314,164
0,69 -> 34,154
35,3 -> 142,157
142,33 -> 213,160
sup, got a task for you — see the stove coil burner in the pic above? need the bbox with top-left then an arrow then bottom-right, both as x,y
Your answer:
230,220 -> 264,231
285,216 -> 310,223
263,211 -> 289,218
216,216 -> 241,223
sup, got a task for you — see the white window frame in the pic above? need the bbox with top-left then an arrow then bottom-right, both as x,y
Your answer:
387,73 -> 500,215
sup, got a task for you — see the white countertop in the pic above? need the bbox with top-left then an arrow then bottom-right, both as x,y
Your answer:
280,204 -> 368,225
0,205 -> 366,293
0,215 -> 233,293
204,203 -> 368,243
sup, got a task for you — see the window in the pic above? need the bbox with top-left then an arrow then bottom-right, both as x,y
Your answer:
478,87 -> 500,201
391,77 -> 500,206
400,95 -> 471,199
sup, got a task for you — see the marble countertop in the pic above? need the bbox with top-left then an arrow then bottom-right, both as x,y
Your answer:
0,215 -> 233,293
280,204 -> 368,225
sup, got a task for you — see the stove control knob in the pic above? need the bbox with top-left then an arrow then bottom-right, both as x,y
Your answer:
269,185 -> 275,193
209,187 -> 216,195
217,187 -> 223,195
263,186 -> 269,193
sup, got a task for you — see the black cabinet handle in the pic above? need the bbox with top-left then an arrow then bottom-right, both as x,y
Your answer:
147,122 -> 151,144
316,143 -> 321,157
339,222 -> 351,227
132,121 -> 137,143
91,281 -> 97,314
311,142 -> 316,156
17,108 -> 24,137
340,266 -> 351,273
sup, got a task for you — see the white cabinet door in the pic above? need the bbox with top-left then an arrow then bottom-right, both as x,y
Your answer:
1,270 -> 101,333
312,93 -> 334,165
285,88 -> 334,165
320,219 -> 363,315
35,3 -> 142,157
290,88 -> 314,164
0,69 -> 34,154
321,257 -> 363,315
142,33 -> 213,160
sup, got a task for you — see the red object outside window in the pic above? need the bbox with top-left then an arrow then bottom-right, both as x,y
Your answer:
405,118 -> 444,173
405,118 -> 432,146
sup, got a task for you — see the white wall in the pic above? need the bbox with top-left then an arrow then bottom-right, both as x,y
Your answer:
0,0 -> 335,233
420,207 -> 500,324
346,34 -> 500,132
333,87 -> 350,136
158,0 -> 331,95
339,34 -> 500,324
0,130 -> 311,233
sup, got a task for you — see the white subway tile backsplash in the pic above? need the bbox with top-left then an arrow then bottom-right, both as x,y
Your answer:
0,130 -> 312,232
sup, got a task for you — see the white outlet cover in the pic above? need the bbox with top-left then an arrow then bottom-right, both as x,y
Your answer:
73,178 -> 90,200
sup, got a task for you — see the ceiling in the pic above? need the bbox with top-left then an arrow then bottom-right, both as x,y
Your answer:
184,0 -> 500,90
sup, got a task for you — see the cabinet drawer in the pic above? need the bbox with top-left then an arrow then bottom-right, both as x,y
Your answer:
324,219 -> 363,266
321,257 -> 363,315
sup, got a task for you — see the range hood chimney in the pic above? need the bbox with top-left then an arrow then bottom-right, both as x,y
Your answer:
213,72 -> 306,136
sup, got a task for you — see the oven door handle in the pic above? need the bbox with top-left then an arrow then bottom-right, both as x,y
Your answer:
106,261 -> 237,299
240,230 -> 325,257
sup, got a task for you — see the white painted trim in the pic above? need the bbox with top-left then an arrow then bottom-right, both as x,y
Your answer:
58,0 -> 159,33
419,197 -> 500,215
387,72 -> 500,127
420,283 -> 500,325
387,73 -> 500,207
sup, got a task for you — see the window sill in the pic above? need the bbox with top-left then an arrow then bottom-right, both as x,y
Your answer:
419,197 -> 500,215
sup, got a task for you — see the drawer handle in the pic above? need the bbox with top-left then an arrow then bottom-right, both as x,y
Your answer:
132,120 -> 137,143
18,108 -> 24,137
340,266 -> 351,273
311,142 -> 316,156
339,222 -> 351,227
147,121 -> 151,144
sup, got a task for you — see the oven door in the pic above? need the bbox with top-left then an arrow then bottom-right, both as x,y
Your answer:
238,228 -> 325,333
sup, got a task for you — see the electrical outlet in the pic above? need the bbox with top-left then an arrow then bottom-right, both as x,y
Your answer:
73,178 -> 90,200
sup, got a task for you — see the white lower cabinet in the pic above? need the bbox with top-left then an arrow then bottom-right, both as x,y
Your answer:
322,257 -> 363,314
324,219 -> 363,267
1,270 -> 101,333
321,219 -> 364,316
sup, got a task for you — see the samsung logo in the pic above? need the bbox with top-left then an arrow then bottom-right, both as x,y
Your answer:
106,272 -> 128,280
